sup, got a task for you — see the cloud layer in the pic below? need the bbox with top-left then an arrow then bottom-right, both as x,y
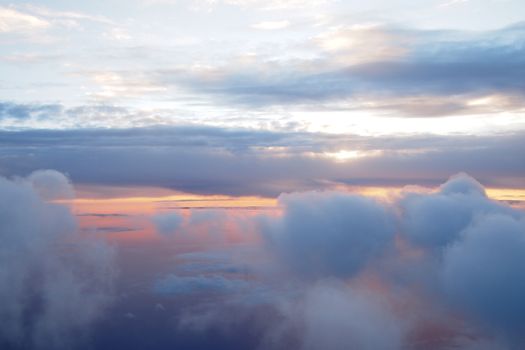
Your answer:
0,126 -> 523,196
148,173 -> 525,349
170,22 -> 525,111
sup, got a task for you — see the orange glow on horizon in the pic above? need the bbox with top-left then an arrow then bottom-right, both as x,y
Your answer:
57,184 -> 524,242
62,188 -> 278,242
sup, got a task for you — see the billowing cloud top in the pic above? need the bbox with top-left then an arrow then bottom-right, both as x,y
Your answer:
148,173 -> 525,349
263,192 -> 395,277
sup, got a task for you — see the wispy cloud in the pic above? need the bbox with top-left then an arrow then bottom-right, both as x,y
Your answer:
0,6 -> 49,34
251,20 -> 290,30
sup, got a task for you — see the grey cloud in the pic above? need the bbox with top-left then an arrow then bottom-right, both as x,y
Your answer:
0,102 -> 137,128
176,250 -> 234,262
298,283 -> 405,350
0,126 -> 523,196
152,212 -> 184,236
27,169 -> 74,201
82,226 -> 138,233
123,173 -> 525,349
156,23 -> 525,114
154,274 -> 251,295
173,280 -> 407,350
443,214 -> 525,331
174,248 -> 254,275
263,192 -> 396,278
0,102 -> 62,120
177,262 -> 250,274
399,173 -> 519,249
0,171 -> 115,349
254,173 -> 525,341
438,172 -> 486,196
77,213 -> 129,217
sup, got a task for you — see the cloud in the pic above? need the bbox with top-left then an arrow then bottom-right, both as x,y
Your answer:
262,191 -> 396,278
20,5 -> 113,25
253,173 -> 525,343
177,262 -> 250,274
82,226 -> 138,234
171,280 -> 407,350
152,212 -> 184,236
251,20 -> 290,30
0,7 -> 49,34
104,172 -> 525,349
174,248 -> 254,275
438,0 -> 469,8
27,169 -> 74,201
314,24 -> 411,65
0,170 -> 115,349
87,71 -> 167,100
398,173 -> 518,249
0,102 -> 63,121
0,125 -> 524,196
438,172 -> 486,196
298,283 -> 405,350
443,214 -> 525,331
143,0 -> 330,11
154,274 -> 251,295
156,23 -> 525,115
151,209 -> 260,248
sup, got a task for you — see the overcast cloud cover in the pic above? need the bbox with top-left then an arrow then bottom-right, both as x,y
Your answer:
0,126 -> 524,195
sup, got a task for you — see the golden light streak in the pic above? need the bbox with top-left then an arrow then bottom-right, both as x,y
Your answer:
57,185 -> 524,242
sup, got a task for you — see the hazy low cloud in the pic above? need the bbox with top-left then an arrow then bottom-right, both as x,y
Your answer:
0,170 -> 115,349
154,274 -> 251,296
443,214 -> 525,331
152,212 -> 184,236
298,283 -> 405,350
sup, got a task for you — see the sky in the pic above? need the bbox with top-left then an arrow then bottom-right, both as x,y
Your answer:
1,1 -> 525,349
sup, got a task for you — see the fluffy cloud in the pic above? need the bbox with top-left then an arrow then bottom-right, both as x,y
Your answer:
443,214 -> 525,331
27,169 -> 74,201
0,171 -> 115,349
132,173 -> 525,349
399,173 -> 518,249
258,173 -> 525,344
263,192 -> 395,278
